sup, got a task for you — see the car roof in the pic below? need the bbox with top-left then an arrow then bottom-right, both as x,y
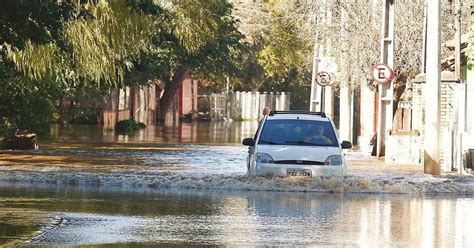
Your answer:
266,111 -> 330,122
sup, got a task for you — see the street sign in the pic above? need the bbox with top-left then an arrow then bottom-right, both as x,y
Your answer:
371,63 -> 394,84
316,71 -> 334,86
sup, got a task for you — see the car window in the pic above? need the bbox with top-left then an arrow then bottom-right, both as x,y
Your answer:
258,119 -> 338,147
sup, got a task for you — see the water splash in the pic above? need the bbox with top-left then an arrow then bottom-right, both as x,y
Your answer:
2,170 -> 474,195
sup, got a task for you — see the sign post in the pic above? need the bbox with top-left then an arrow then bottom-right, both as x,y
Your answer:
377,0 -> 395,158
316,57 -> 336,114
316,71 -> 334,112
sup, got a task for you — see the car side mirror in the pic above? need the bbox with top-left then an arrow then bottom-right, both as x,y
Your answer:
242,138 -> 255,146
341,140 -> 352,149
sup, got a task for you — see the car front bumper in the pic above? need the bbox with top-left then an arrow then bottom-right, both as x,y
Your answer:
254,163 -> 346,177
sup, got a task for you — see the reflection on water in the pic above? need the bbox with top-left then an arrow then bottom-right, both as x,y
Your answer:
1,184 -> 474,246
46,121 -> 259,145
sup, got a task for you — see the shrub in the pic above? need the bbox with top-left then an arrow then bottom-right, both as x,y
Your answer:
114,119 -> 146,133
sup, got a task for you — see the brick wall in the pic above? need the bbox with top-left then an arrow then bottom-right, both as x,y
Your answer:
412,78 -> 461,169
440,82 -> 457,169
412,82 -> 425,164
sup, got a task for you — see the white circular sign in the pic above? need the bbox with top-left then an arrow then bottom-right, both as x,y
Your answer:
371,64 -> 394,84
316,71 -> 334,86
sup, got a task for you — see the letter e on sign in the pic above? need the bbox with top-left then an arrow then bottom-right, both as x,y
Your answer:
371,64 -> 394,84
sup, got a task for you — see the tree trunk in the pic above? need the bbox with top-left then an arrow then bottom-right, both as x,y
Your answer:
59,96 -> 65,126
158,65 -> 190,121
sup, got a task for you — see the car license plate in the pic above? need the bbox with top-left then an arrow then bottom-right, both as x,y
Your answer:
287,169 -> 311,177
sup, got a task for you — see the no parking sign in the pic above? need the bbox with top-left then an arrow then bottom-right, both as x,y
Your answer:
371,63 -> 394,84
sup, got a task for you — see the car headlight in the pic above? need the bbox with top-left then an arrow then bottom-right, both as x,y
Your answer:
324,155 -> 343,166
256,153 -> 274,163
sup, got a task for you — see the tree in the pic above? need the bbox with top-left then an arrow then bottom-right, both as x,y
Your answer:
289,0 -> 472,96
1,0 -> 246,132
0,0 -> 153,133
128,0 -> 244,120
3,0 -> 152,88
231,0 -> 311,109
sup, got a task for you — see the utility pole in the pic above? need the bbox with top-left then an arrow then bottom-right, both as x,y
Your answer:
338,0 -> 352,142
455,0 -> 462,80
377,0 -> 395,157
309,40 -> 320,111
424,0 -> 441,175
322,3 -> 333,117
422,2 -> 428,73
309,1 -> 330,113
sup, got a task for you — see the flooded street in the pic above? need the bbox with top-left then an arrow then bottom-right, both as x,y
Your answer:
2,184 -> 474,247
1,122 -> 474,246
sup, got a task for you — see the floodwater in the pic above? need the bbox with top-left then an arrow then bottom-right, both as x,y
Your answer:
1,122 -> 474,246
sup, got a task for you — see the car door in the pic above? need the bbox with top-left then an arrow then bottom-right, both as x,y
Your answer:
247,117 -> 266,174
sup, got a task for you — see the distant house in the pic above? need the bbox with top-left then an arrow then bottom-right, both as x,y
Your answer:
163,78 -> 198,122
102,82 -> 160,127
101,78 -> 198,127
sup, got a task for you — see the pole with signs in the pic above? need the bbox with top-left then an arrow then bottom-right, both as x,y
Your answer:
316,71 -> 334,112
376,0 -> 395,158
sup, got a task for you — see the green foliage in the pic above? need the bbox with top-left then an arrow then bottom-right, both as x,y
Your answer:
233,3 -> 310,93
0,0 -> 154,136
0,0 -> 75,46
257,11 -> 304,79
114,119 -> 146,133
0,0 -> 246,135
4,41 -> 59,80
190,5 -> 246,85
64,0 -> 153,86
234,45 -> 266,91
127,0 -> 243,86
126,0 -> 245,118
3,0 -> 153,88
0,76 -> 58,135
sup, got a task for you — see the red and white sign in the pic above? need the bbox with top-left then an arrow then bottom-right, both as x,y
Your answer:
371,63 -> 394,84
316,71 -> 334,86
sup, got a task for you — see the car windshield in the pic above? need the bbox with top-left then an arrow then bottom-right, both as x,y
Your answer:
258,119 -> 339,147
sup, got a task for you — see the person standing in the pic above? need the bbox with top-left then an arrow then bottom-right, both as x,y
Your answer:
262,106 -> 271,116
254,106 -> 271,140
370,132 -> 377,156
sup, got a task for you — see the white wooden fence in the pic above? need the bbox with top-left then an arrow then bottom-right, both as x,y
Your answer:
208,91 -> 290,120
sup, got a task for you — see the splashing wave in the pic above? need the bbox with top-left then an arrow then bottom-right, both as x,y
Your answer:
2,170 -> 474,194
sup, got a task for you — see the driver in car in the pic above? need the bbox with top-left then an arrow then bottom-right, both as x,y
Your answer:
304,125 -> 332,144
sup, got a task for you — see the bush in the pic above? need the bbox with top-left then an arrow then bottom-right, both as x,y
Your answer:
0,88 -> 54,136
114,119 -> 146,133
181,112 -> 194,122
0,74 -> 57,137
